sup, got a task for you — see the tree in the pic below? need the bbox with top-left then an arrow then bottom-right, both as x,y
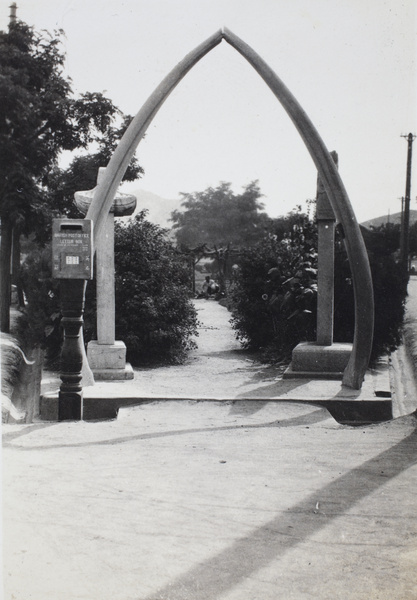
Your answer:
171,181 -> 270,249
408,221 -> 417,257
0,19 -> 140,330
47,115 -> 143,221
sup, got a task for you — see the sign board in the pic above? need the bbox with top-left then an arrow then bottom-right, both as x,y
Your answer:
52,219 -> 93,279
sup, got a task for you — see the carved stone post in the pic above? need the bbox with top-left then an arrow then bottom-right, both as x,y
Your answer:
58,279 -> 87,420
75,168 -> 136,380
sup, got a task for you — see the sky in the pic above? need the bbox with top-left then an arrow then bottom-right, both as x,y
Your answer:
2,0 -> 416,223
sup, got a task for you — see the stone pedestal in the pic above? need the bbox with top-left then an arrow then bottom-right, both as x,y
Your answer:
87,341 -> 133,380
284,341 -> 353,379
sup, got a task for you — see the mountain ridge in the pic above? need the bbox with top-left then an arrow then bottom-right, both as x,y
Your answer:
126,189 -> 183,229
361,210 -> 417,228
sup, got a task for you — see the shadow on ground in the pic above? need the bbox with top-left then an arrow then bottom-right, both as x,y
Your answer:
143,427 -> 417,600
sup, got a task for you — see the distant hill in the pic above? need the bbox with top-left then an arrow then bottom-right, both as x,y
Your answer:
361,210 -> 417,229
125,189 -> 183,229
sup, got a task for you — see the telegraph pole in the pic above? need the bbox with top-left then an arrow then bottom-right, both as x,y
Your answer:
9,3 -> 17,27
399,196 -> 405,254
400,133 -> 416,281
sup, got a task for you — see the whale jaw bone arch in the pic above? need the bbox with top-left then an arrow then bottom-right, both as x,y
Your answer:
85,29 -> 373,390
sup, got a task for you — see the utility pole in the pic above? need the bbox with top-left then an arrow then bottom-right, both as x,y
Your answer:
400,133 -> 416,281
399,196 -> 405,251
9,3 -> 17,27
0,3 -> 18,331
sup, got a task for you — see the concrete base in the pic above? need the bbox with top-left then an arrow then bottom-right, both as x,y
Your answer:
40,360 -> 392,425
87,340 -> 127,370
283,367 -> 346,380
87,340 -> 133,381
92,363 -> 134,381
284,341 -> 353,380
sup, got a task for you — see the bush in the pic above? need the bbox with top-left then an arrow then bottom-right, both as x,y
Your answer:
16,211 -> 199,369
230,211 -> 406,364
114,212 -> 198,365
17,243 -> 62,364
333,224 -> 405,360
230,210 -> 318,358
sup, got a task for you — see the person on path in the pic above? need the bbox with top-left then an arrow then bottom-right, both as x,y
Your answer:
201,275 -> 219,299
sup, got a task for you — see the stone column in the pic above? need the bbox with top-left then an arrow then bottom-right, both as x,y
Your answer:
284,151 -> 353,380
74,168 -> 136,380
316,152 -> 337,346
96,212 -> 116,344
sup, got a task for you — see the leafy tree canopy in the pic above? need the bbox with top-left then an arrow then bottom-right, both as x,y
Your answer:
0,20 -> 141,232
171,181 -> 270,249
0,19 -> 142,330
47,118 -> 143,221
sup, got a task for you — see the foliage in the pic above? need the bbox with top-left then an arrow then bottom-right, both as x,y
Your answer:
367,222 -> 400,255
114,212 -> 198,365
15,212 -> 199,368
171,181 -> 270,249
15,244 -> 62,363
333,224 -> 405,360
408,220 -> 417,256
268,205 -> 315,242
47,115 -> 143,220
0,19 -> 140,331
230,209 -> 318,357
230,209 -> 406,363
0,23 -> 125,233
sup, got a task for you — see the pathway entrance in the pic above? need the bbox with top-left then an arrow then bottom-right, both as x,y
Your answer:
41,300 -> 393,423
42,300 -> 285,405
131,299 -> 283,400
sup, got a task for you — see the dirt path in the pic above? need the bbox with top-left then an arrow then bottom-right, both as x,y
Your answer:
42,298 -> 409,421
41,299 -> 284,402
112,299 -> 284,399
4,390 -> 417,600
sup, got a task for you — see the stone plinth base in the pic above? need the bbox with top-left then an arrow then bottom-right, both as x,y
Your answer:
284,341 -> 353,380
92,364 -> 134,381
87,340 -> 133,380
